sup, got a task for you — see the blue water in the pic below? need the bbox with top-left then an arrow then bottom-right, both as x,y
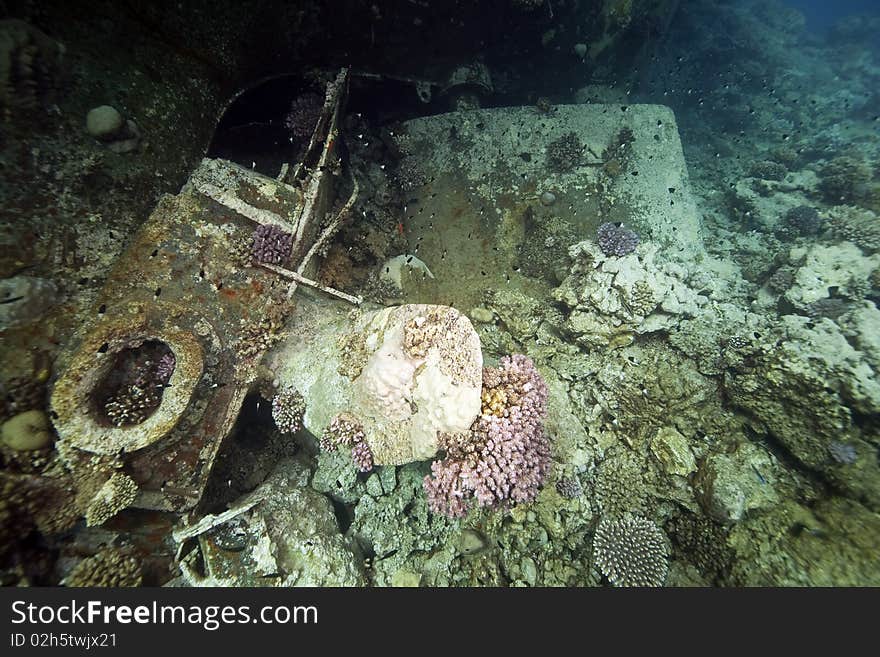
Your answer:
786,0 -> 879,31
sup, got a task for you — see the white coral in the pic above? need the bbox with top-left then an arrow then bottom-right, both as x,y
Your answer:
351,305 -> 481,464
554,241 -> 706,348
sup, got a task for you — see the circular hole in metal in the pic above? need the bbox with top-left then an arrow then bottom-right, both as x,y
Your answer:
92,340 -> 177,428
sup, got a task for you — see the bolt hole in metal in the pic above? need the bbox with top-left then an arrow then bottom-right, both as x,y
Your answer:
92,339 -> 177,428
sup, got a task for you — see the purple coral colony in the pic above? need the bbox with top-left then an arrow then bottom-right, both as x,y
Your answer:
424,354 -> 551,518
310,354 -> 552,516
597,221 -> 640,256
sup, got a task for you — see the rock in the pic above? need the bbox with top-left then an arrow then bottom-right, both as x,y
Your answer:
725,314 -> 880,507
259,461 -> 365,586
106,119 -> 141,153
270,303 -> 483,466
840,302 -> 880,369
784,243 -> 878,309
456,529 -> 487,555
651,426 -> 696,476
468,306 -> 494,324
553,241 -> 704,348
378,466 -> 397,494
0,275 -> 58,329
365,473 -> 383,497
520,556 -> 537,586
311,450 -> 363,504
86,105 -> 124,141
697,442 -> 779,523
484,288 -> 545,343
1,410 -> 51,450
187,459 -> 365,587
390,570 -> 421,587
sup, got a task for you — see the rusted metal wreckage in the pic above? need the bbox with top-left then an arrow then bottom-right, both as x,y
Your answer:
50,69 -> 359,515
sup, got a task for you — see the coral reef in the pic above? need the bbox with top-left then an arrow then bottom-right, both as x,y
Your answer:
592,514 -> 669,587
423,354 -> 551,518
284,92 -> 323,141
271,387 -> 306,434
63,547 -> 143,587
827,206 -> 880,253
85,471 -> 139,527
251,224 -> 293,265
596,222 -> 640,257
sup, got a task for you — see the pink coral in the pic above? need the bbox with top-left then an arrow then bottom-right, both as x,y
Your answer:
320,412 -> 365,451
351,441 -> 374,472
423,354 -> 551,518
321,412 -> 374,472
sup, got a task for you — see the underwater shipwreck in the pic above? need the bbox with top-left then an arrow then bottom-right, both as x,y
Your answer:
1,0 -> 879,587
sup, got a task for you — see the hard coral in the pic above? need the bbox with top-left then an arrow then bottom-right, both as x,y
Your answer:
783,205 -> 822,236
593,513 -> 669,587
63,547 -> 142,587
320,412 -> 365,451
596,221 -> 639,256
818,156 -> 872,204
271,386 -> 306,434
251,224 -> 292,265
827,206 -> 880,253
423,354 -> 551,518
284,92 -> 323,141
85,471 -> 138,527
321,412 -> 373,471
351,441 -> 374,472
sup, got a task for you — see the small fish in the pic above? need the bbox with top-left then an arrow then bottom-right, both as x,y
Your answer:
751,464 -> 766,485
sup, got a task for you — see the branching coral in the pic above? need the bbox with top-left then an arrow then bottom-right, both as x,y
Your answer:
423,354 -> 551,518
271,386 -> 306,434
320,412 -> 374,472
63,547 -> 142,587
827,206 -> 880,253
